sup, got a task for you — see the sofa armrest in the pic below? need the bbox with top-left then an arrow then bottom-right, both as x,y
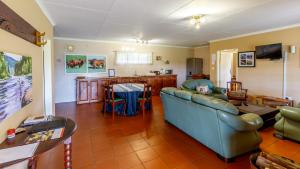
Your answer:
275,113 -> 282,121
219,112 -> 263,131
280,106 -> 300,122
213,87 -> 226,94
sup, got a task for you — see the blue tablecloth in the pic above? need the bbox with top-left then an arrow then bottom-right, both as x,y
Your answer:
105,83 -> 151,116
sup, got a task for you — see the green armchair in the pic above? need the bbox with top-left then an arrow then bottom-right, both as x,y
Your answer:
274,103 -> 300,141
181,79 -> 227,101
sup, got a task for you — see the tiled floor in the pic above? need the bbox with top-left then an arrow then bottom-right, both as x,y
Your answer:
37,96 -> 300,169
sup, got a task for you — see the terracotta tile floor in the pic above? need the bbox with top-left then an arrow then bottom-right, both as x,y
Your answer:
37,96 -> 300,169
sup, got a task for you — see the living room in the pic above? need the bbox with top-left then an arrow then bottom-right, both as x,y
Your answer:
1,0 -> 300,169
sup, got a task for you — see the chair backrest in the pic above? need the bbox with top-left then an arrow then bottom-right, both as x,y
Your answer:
109,79 -> 118,85
142,84 -> 152,100
104,85 -> 114,101
227,81 -> 243,92
138,80 -> 147,84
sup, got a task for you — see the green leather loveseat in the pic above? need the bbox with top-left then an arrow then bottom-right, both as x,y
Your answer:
161,87 -> 263,160
274,103 -> 300,142
181,79 -> 228,101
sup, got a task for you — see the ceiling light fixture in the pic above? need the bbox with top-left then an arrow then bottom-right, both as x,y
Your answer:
190,15 -> 206,29
136,38 -> 149,45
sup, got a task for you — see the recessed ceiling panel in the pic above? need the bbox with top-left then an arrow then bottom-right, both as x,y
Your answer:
45,2 -> 106,37
39,0 -> 300,47
44,0 -> 115,12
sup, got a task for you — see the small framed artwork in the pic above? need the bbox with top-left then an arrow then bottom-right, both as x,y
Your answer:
65,54 -> 87,73
156,56 -> 162,61
108,69 -> 115,77
87,55 -> 107,73
238,51 -> 256,67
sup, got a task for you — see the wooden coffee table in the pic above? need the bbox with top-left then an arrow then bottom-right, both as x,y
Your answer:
0,116 -> 76,169
237,103 -> 279,129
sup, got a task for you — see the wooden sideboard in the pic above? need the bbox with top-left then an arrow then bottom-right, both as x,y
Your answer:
76,75 -> 177,104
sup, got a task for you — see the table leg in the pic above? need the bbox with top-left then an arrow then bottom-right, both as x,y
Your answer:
64,137 -> 72,169
28,157 -> 37,169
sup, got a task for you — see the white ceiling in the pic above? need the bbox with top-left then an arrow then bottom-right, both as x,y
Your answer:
39,0 -> 300,47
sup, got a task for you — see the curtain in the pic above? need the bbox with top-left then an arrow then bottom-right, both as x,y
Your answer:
115,51 -> 152,65
218,51 -> 233,88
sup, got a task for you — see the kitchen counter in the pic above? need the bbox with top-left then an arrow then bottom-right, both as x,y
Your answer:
76,75 -> 177,104
76,74 -> 177,80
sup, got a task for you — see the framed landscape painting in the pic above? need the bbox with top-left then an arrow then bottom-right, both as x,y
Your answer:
238,51 -> 256,67
0,51 -> 32,122
87,55 -> 106,73
65,54 -> 87,73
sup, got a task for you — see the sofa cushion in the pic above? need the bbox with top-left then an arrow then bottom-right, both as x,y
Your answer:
174,90 -> 193,101
192,94 -> 239,115
209,93 -> 228,101
182,79 -> 214,91
161,87 -> 178,95
213,87 -> 227,94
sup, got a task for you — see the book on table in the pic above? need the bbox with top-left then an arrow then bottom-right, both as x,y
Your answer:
0,143 -> 39,164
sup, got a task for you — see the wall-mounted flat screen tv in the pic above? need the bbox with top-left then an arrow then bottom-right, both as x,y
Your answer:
255,43 -> 282,60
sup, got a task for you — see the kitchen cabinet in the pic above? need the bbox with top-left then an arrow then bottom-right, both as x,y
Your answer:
76,79 -> 99,104
76,75 -> 177,104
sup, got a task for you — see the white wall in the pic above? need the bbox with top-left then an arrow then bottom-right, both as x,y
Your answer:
54,39 -> 193,103
0,0 -> 53,142
210,26 -> 300,104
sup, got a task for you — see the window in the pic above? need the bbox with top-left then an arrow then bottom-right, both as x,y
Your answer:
115,51 -> 153,65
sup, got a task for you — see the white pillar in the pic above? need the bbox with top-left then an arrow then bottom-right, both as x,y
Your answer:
43,40 -> 54,116
283,51 -> 287,99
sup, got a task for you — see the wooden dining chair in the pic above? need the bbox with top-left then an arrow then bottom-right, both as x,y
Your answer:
137,84 -> 152,118
109,79 -> 118,85
103,85 -> 126,120
226,80 -> 248,105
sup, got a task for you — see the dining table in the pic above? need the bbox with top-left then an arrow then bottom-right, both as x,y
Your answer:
106,83 -> 151,116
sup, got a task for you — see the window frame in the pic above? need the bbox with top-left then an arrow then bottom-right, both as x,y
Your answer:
115,51 -> 153,65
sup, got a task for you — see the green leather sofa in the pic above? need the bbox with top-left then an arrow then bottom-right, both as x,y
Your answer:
274,103 -> 300,141
161,87 -> 263,160
181,79 -> 228,101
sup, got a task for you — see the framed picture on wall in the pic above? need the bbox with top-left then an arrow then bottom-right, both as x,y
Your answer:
65,54 -> 107,73
0,51 -> 33,122
65,54 -> 87,73
87,55 -> 107,73
238,51 -> 256,67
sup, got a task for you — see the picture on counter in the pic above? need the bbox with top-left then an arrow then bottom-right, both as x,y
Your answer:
65,54 -> 87,73
108,69 -> 115,77
238,51 -> 256,67
87,55 -> 106,73
0,51 -> 32,122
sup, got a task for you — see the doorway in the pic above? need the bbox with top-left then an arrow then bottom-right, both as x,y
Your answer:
216,49 -> 238,88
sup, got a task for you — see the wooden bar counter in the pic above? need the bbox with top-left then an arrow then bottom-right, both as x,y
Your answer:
76,75 -> 177,104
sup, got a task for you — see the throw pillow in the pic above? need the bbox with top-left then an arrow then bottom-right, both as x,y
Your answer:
196,85 -> 209,95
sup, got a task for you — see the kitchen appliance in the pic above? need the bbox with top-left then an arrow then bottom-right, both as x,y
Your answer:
153,71 -> 160,75
165,69 -> 173,74
186,58 -> 203,80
